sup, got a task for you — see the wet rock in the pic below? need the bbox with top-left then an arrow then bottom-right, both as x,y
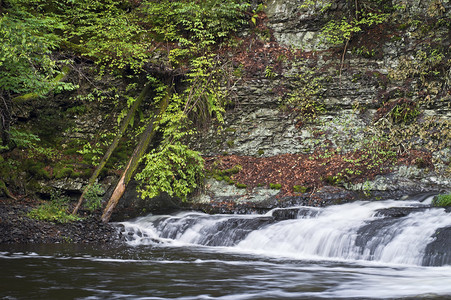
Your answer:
423,226 -> 451,266
271,208 -> 300,220
374,207 -> 431,218
309,186 -> 357,206
271,207 -> 320,220
191,187 -> 356,214
355,217 -> 400,251
201,217 -> 275,246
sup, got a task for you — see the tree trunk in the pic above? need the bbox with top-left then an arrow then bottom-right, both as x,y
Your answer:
72,83 -> 152,215
101,86 -> 171,223
0,180 -> 17,200
12,66 -> 70,105
0,92 -> 11,148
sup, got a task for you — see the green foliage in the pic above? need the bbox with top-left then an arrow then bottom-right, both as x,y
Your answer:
134,44 -> 237,200
140,0 -> 249,50
300,0 -> 332,13
209,164 -> 242,186
28,190 -> 81,223
0,1 -> 63,95
235,182 -> 247,189
284,69 -> 325,124
352,46 -> 376,58
1,0 -> 252,204
213,174 -> 224,181
264,66 -> 277,78
323,12 -> 389,45
301,0 -> 400,47
3,0 -> 251,78
390,100 -> 420,124
293,185 -> 308,193
250,3 -> 266,26
53,167 -> 74,179
362,180 -> 372,197
28,202 -> 80,223
269,183 -> 282,190
0,0 -> 76,151
390,47 -> 448,89
54,0 -> 250,75
136,142 -> 204,201
314,116 -> 397,184
321,17 -> 363,46
138,82 -> 221,202
223,176 -> 235,185
7,128 -> 40,149
28,145 -> 61,161
183,54 -> 227,126
323,175 -> 342,185
84,183 -> 104,211
217,165 -> 243,176
432,193 -> 451,207
77,142 -> 104,166
77,131 -> 115,166
343,135 -> 396,175
62,0 -> 150,74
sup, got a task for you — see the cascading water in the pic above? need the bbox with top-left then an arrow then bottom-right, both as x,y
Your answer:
2,196 -> 451,299
119,197 -> 451,267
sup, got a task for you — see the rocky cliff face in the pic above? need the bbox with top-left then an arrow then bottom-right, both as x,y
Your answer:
5,0 -> 448,218
189,0 -> 450,212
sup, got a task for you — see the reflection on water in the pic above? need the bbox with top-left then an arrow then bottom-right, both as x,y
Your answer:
1,243 -> 451,299
2,197 -> 450,299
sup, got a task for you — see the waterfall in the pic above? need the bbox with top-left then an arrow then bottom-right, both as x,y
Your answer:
118,197 -> 451,266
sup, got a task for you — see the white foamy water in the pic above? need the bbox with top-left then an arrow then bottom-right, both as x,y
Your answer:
120,197 -> 450,266
236,200 -> 451,265
2,197 -> 451,299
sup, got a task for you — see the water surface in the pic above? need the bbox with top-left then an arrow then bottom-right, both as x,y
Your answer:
1,197 -> 450,299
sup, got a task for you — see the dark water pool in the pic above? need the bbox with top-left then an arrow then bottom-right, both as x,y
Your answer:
1,243 -> 451,299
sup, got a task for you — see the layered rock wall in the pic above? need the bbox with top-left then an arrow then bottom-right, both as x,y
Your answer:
190,0 -> 450,210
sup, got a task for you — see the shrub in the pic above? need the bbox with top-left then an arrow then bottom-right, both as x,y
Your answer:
235,183 -> 247,189
84,183 -> 104,211
293,185 -> 308,193
269,183 -> 281,190
210,164 -> 242,182
432,193 -> 451,207
222,165 -> 242,176
28,190 -> 81,223
213,174 -> 223,181
323,175 -> 343,185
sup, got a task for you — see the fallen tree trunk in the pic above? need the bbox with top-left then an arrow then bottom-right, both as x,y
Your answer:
0,180 -> 17,201
72,83 -> 152,215
101,86 -> 171,223
0,93 -> 12,148
12,66 -> 70,105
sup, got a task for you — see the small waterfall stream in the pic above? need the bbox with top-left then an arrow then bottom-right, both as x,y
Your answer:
119,197 -> 451,266
2,196 -> 451,299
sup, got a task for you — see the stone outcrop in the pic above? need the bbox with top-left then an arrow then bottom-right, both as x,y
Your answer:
6,0 -> 449,218
188,0 -> 450,211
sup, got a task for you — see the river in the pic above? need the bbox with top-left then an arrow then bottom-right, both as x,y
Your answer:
1,196 -> 450,299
